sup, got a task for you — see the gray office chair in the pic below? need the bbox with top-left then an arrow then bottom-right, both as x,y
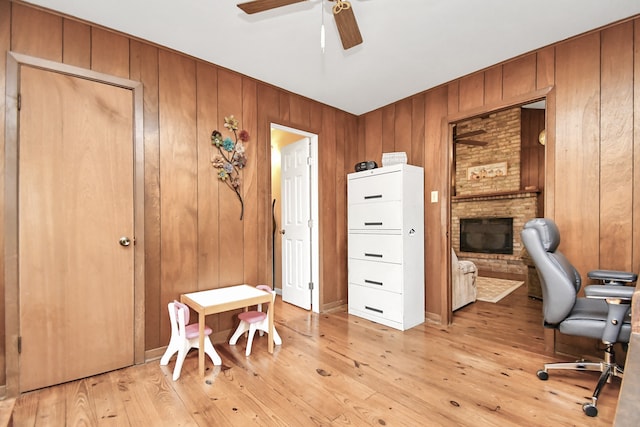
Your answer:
521,218 -> 637,417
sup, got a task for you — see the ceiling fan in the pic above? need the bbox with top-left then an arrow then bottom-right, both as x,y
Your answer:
237,0 -> 363,50
453,129 -> 488,146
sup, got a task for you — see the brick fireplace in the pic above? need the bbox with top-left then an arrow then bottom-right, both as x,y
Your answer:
452,107 -> 542,277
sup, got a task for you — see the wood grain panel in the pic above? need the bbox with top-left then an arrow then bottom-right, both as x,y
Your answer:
484,66 -> 503,105
0,0 -> 9,387
335,112 -> 348,303
536,46 -> 555,89
320,106 -> 338,307
502,54 -> 537,99
381,105 -> 395,154
158,51 -> 199,340
347,115 -> 361,173
256,83 -> 280,286
289,95 -> 311,128
241,78 -> 259,285
62,19 -> 90,68
411,95 -> 425,167
424,86 -> 449,322
216,72 -> 244,283
130,40 -> 162,350
364,109 -> 383,164
634,18 -> 640,275
554,33 -> 601,279
458,73 -> 484,111
520,108 -> 545,192
544,89 -> 556,221
279,92 -> 290,122
310,101 -> 323,129
394,98 -> 412,159
11,2 -> 62,61
216,69 -> 245,331
447,81 -> 459,115
195,62 -> 219,291
599,22 -> 633,271
91,28 -> 129,78
334,112 -> 357,305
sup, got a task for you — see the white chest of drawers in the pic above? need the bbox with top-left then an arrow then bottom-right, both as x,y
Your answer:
347,164 -> 424,331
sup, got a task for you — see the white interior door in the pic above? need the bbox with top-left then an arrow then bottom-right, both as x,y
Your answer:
281,138 -> 312,309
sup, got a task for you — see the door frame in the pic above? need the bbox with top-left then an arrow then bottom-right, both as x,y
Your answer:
444,86 -> 555,326
270,123 -> 320,313
4,52 -> 146,396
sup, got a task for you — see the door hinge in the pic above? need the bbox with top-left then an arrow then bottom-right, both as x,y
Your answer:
308,281 -> 314,290
17,336 -> 22,354
306,156 -> 313,166
308,219 -> 313,228
17,93 -> 21,111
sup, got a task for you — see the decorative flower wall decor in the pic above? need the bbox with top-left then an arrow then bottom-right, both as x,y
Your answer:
211,115 -> 249,220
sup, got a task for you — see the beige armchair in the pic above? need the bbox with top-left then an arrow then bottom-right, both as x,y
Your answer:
452,249 -> 478,311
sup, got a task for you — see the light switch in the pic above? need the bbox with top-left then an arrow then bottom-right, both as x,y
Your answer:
430,191 -> 438,203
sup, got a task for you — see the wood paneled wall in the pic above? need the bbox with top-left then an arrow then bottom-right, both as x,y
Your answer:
2,1 -> 640,386
0,0 -> 359,382
359,17 -> 640,334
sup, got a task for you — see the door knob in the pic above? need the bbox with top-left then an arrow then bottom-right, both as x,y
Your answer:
119,236 -> 132,247
280,229 -> 285,235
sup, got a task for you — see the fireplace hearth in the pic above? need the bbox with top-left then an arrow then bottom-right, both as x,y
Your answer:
460,217 -> 513,254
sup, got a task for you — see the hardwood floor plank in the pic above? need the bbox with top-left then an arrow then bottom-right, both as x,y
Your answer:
35,381 -> 67,426
85,373 -> 129,426
112,364 -> 190,426
13,285 -> 621,426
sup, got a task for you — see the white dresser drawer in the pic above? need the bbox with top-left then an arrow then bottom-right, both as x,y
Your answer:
348,284 -> 403,323
348,170 -> 401,204
348,201 -> 403,231
348,259 -> 403,294
348,234 -> 403,264
347,164 -> 424,331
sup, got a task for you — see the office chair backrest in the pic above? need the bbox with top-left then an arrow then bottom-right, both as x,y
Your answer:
521,218 -> 582,325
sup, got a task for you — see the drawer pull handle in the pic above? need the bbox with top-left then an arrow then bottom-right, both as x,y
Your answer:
364,279 -> 383,286
364,194 -> 382,200
364,253 -> 383,258
365,306 -> 383,314
364,222 -> 383,226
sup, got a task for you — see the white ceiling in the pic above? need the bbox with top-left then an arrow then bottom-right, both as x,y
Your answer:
24,0 -> 640,115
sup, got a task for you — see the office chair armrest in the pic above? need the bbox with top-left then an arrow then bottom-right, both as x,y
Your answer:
587,269 -> 637,285
586,284 -> 634,344
584,284 -> 634,301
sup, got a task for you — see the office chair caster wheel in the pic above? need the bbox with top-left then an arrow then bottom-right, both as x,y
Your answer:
536,370 -> 548,380
583,403 -> 597,417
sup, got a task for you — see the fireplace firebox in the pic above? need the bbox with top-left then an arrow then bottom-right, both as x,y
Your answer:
460,217 -> 513,254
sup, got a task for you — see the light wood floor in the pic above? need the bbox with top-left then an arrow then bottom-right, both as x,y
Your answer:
13,285 -> 622,426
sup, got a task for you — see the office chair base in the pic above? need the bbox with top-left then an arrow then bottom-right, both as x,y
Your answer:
537,345 -> 622,417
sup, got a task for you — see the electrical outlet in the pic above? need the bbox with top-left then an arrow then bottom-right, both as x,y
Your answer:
431,191 -> 438,203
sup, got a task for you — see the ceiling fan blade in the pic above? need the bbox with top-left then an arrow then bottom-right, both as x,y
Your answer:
455,140 -> 488,146
454,129 -> 486,139
237,0 -> 306,14
332,1 -> 363,50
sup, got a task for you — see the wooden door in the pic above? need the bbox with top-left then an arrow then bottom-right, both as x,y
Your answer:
18,65 -> 135,391
281,138 -> 312,310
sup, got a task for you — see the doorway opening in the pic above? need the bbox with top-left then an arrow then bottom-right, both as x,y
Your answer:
450,98 -> 546,317
270,124 -> 320,313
